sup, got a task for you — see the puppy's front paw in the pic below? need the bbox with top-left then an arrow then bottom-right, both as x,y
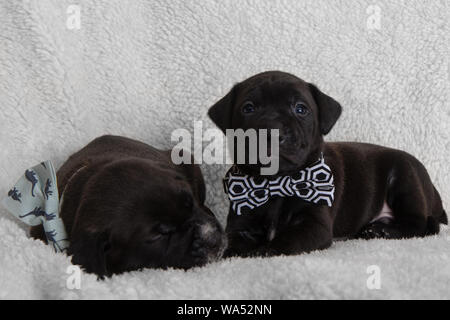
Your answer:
223,229 -> 266,258
356,223 -> 390,239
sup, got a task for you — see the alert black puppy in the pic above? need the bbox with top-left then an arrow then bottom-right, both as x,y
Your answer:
30,135 -> 226,276
208,71 -> 447,258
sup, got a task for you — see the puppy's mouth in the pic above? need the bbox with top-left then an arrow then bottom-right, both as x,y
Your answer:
189,222 -> 227,266
279,152 -> 301,165
232,133 -> 308,175
235,150 -> 306,176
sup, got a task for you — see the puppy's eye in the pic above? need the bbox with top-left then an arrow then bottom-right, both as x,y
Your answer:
242,101 -> 256,114
146,224 -> 176,243
156,224 -> 176,235
294,103 -> 309,115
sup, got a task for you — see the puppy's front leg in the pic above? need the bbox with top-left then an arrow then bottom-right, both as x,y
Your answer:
225,198 -> 285,258
261,207 -> 333,256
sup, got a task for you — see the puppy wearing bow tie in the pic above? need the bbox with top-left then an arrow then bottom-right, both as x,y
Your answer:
208,71 -> 447,258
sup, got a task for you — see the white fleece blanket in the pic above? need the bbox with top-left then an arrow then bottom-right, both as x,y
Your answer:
0,0 -> 449,300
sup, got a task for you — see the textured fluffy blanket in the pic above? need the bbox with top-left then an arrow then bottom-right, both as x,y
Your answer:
0,0 -> 449,299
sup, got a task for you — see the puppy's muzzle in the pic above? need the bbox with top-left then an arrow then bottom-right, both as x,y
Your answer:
261,120 -> 296,147
190,219 -> 227,264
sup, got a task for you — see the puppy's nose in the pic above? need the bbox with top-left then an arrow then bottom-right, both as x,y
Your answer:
189,220 -> 223,254
194,222 -> 223,247
267,129 -> 288,145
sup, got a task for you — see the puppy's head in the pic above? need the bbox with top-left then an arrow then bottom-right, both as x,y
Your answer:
208,71 -> 341,174
67,158 -> 226,277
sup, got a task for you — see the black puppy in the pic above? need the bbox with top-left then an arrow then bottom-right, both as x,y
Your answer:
208,71 -> 447,257
30,135 -> 226,276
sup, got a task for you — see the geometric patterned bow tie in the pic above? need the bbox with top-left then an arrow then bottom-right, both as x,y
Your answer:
223,154 -> 335,215
2,161 -> 69,252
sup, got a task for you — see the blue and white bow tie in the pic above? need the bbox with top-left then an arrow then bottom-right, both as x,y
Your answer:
223,154 -> 335,215
2,161 -> 69,252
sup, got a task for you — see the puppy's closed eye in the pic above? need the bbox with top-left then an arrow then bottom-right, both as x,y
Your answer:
146,234 -> 163,243
146,224 -> 177,243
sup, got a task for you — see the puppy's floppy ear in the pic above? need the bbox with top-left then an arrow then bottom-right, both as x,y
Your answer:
208,85 -> 238,133
68,230 -> 110,278
309,84 -> 342,135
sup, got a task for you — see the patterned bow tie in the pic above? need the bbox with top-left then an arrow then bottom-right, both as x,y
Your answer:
223,154 -> 335,215
2,161 -> 69,252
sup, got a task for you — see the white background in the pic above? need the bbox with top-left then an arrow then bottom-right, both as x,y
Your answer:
0,0 -> 448,299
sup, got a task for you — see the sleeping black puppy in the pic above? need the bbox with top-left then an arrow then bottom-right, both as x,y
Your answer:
208,71 -> 447,258
30,135 -> 226,276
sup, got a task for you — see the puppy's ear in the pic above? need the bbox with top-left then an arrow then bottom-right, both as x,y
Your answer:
68,230 -> 110,278
309,84 -> 342,135
208,85 -> 237,133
